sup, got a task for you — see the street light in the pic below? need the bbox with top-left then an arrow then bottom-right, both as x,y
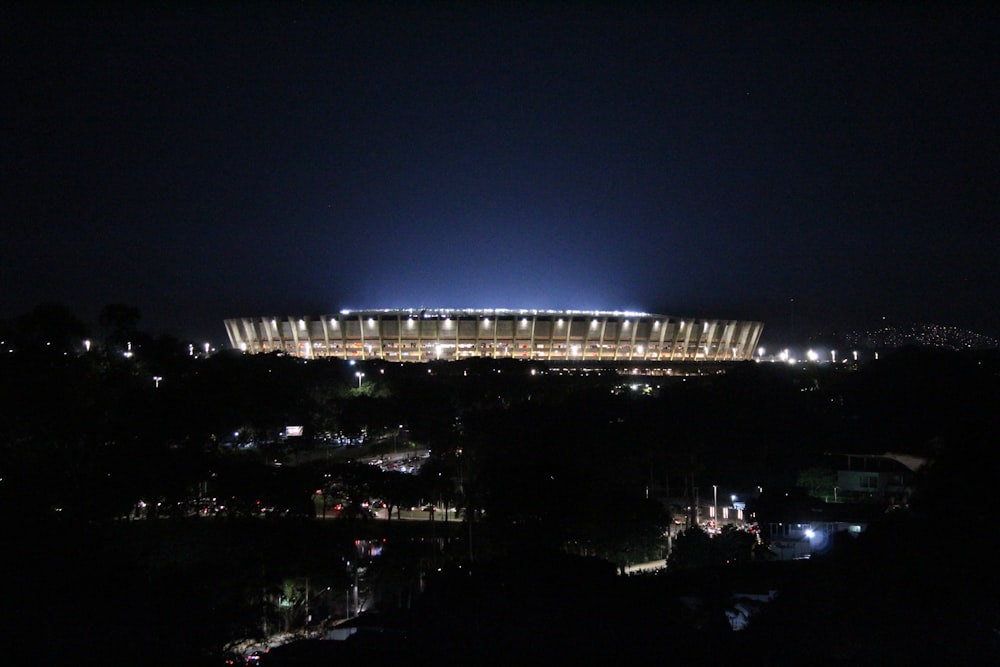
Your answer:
355,372 -> 365,388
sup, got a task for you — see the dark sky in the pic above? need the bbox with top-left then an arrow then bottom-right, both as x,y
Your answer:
3,3 -> 998,346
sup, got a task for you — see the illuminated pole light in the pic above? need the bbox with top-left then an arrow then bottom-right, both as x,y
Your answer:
831,350 -> 837,363
153,376 -> 162,388
204,342 -> 211,355
852,350 -> 859,362
355,372 -> 365,388
83,339 -> 91,352
807,349 -> 818,362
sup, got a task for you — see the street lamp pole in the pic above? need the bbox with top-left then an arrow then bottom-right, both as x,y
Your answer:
712,484 -> 718,531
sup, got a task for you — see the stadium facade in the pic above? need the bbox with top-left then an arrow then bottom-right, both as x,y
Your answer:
224,309 -> 764,363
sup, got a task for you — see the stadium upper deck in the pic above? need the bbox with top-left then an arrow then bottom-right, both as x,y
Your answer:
225,309 -> 763,363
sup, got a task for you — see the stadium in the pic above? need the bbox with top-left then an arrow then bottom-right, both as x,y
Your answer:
224,309 -> 764,364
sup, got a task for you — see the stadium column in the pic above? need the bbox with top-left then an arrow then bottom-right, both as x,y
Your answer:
705,322 -> 719,360
397,313 -> 403,362
720,322 -> 736,360
628,318 -> 640,361
263,317 -> 276,354
598,318 -> 608,361
417,314 -> 424,362
564,316 -> 573,359
288,317 -> 301,357
493,313 -> 499,359
242,319 -> 256,353
546,316 -> 556,360
679,321 -> 694,361
529,315 -> 537,359
337,317 -> 347,360
475,315 -> 481,359
694,321 -> 708,360
357,314 -> 366,360
377,314 -> 385,359
657,319 -> 669,361
734,322 -> 749,360
320,317 -> 331,358
745,322 -> 763,360
612,319 -> 625,362
581,317 -> 593,360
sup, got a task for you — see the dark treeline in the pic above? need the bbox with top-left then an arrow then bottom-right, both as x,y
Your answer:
2,304 -> 999,663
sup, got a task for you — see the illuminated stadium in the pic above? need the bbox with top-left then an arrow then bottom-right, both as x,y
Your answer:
224,309 -> 764,363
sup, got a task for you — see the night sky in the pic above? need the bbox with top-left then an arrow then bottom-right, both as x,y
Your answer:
3,4 -> 998,346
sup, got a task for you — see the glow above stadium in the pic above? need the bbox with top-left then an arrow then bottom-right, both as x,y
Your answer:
225,309 -> 764,363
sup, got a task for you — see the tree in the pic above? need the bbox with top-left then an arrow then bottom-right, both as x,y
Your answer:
667,525 -> 720,570
13,302 -> 88,352
98,303 -> 140,350
795,466 -> 838,501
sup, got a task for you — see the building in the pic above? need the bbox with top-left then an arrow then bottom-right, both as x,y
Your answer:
224,309 -> 764,363
831,452 -> 925,505
755,489 -> 883,560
